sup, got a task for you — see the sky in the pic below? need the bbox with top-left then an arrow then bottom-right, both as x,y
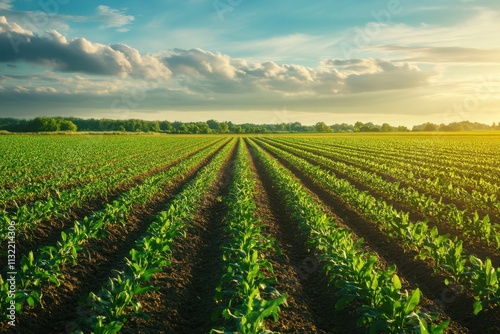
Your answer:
0,0 -> 499,126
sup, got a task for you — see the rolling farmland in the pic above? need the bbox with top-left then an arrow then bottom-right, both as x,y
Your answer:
1,133 -> 499,333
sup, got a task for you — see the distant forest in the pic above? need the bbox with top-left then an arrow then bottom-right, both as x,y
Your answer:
0,117 -> 499,134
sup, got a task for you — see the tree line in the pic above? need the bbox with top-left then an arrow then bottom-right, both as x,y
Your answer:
0,117 -> 499,134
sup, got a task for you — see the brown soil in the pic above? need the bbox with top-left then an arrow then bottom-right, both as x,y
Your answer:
260,139 -> 500,267
252,139 -> 500,334
3,137 -> 498,334
0,139 -> 224,267
277,139 -> 500,220
246,140 -> 360,334
121,141 -> 238,334
1,140 -> 228,334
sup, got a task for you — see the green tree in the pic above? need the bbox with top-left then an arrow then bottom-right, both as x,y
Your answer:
177,124 -> 188,133
353,121 -> 364,132
207,119 -> 219,131
397,125 -> 409,132
58,120 -> 77,131
31,117 -> 59,132
197,122 -> 211,134
381,123 -> 393,132
160,121 -> 173,132
217,122 -> 229,134
423,122 -> 438,131
314,122 -> 332,133
149,121 -> 161,132
290,122 -> 303,132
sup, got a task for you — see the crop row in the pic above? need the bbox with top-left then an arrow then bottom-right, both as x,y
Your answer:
296,136 -> 499,181
248,139 -> 448,333
0,139 -> 229,321
275,138 -> 500,215
254,139 -> 500,315
285,137 -> 500,197
212,139 -> 287,333
0,136 -> 194,187
261,138 -> 499,249
0,139 -> 202,209
0,138 -> 222,241
75,139 -> 236,333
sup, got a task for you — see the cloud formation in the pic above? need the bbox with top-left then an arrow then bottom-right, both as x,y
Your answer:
160,49 -> 431,95
0,16 -> 433,100
376,46 -> 500,64
0,16 -> 170,79
321,58 -> 431,93
0,4 -> 134,33
96,5 -> 134,32
0,0 -> 12,10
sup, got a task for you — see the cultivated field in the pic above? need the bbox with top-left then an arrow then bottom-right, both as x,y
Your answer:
0,133 -> 499,333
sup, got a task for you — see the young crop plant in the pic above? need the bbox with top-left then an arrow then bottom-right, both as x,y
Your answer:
247,139 -> 448,333
255,138 -> 500,315
0,139 -> 229,320
212,140 -> 287,334
273,137 -> 500,215
77,139 -> 236,333
0,138 -> 224,242
262,138 -> 500,249
468,256 -> 500,315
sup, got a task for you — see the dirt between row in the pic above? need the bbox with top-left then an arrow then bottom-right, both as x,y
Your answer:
275,139 -> 500,223
252,139 -> 500,334
1,140 -> 228,334
259,139 -> 500,268
246,140 -> 361,334
126,140 -> 357,334
121,142 -> 238,334
3,145 -> 169,210
5,136 -> 498,333
0,139 -> 224,267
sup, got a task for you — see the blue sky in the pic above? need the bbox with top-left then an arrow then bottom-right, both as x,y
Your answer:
0,0 -> 499,126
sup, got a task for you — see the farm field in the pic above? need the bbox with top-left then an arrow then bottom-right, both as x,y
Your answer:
1,133 -> 499,333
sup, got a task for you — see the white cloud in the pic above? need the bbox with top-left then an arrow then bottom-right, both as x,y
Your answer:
0,16 -> 443,122
34,86 -> 57,94
0,5 -> 134,34
320,58 -> 430,93
162,48 -> 240,80
160,49 -> 432,96
374,46 -> 500,64
335,7 -> 500,61
96,5 -> 134,32
0,0 -> 12,11
379,8 -> 499,48
0,16 -> 170,79
111,44 -> 171,79
46,29 -> 67,44
1,14 -> 433,96
0,15 -> 33,35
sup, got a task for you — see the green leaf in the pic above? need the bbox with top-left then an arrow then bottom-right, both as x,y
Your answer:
27,296 -> 35,307
418,316 -> 430,334
132,285 -> 157,295
335,295 -> 356,310
473,301 -> 483,315
432,319 -> 450,334
48,275 -> 60,286
392,274 -> 402,290
404,288 -> 421,315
